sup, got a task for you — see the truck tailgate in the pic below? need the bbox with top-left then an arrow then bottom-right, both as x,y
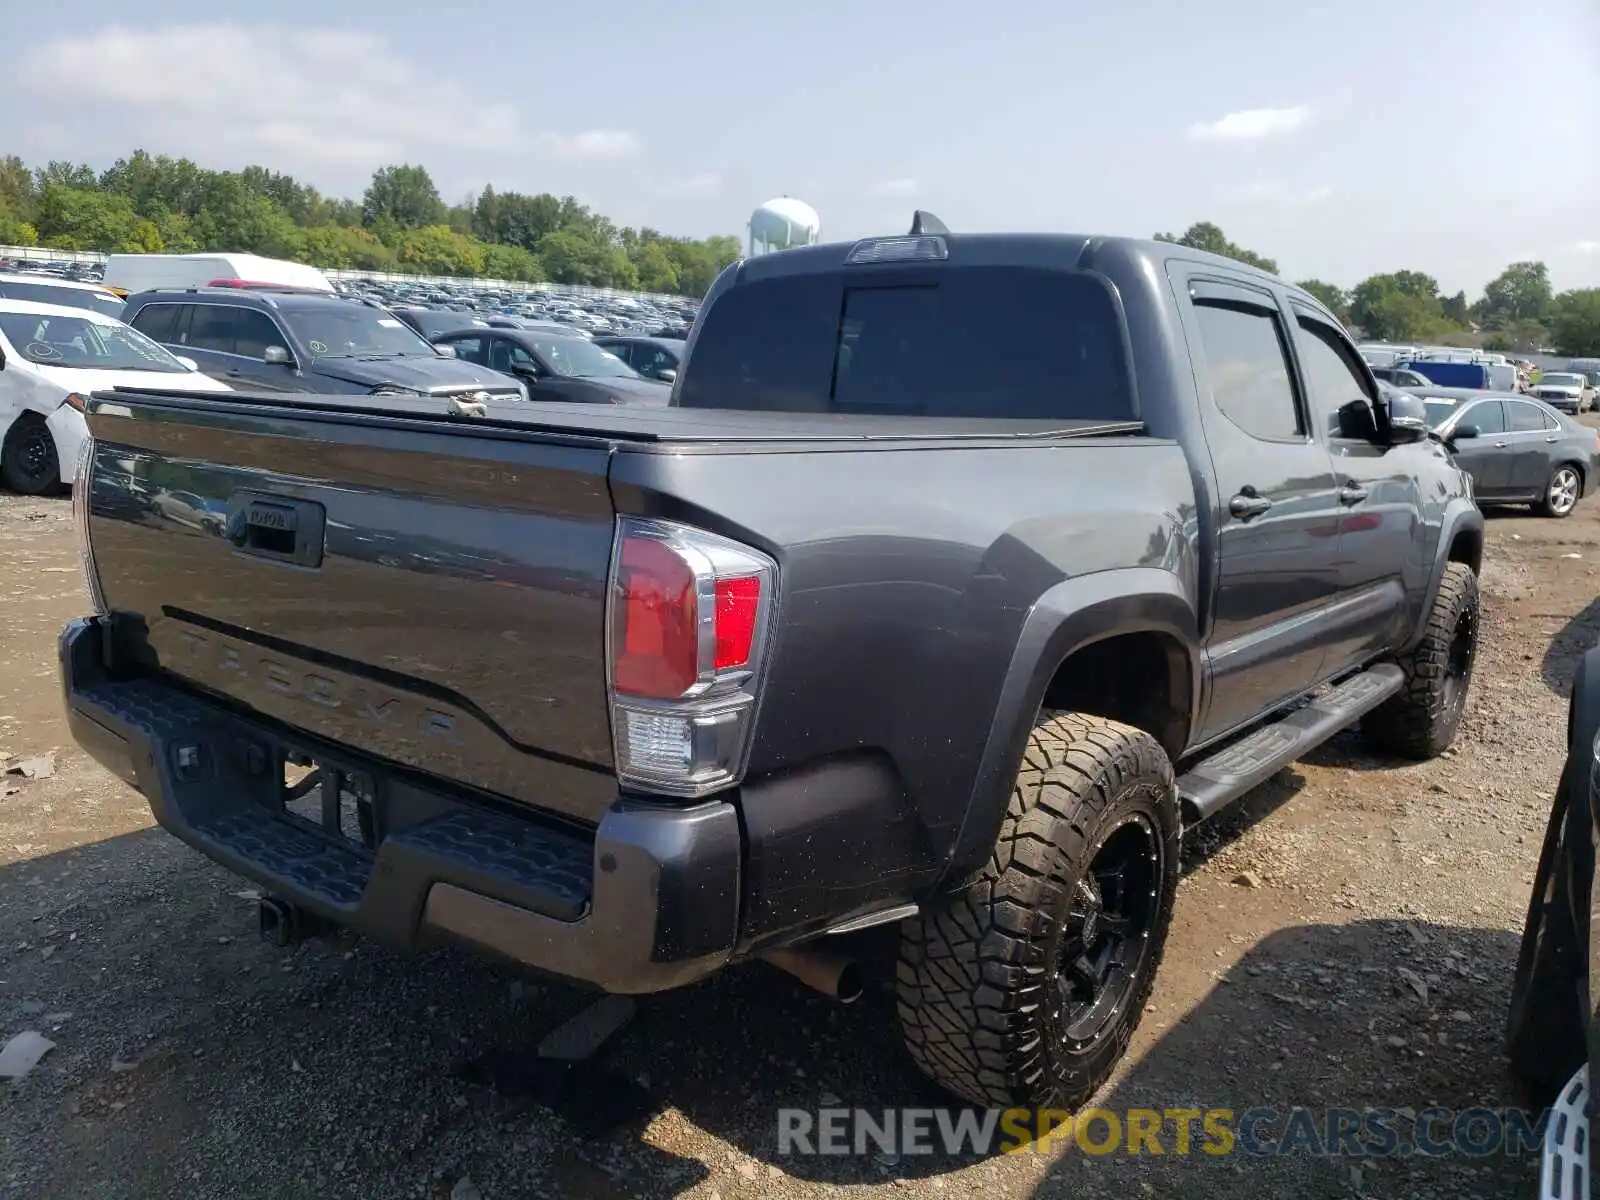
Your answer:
82,390 -> 620,824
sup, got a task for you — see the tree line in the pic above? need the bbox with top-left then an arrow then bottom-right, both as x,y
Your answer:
0,152 -> 742,297
1157,222 -> 1599,357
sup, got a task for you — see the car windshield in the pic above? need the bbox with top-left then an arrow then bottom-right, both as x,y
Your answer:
0,311 -> 189,372
0,281 -> 125,319
1540,374 -> 1584,388
1424,399 -> 1460,428
533,337 -> 637,378
281,305 -> 438,358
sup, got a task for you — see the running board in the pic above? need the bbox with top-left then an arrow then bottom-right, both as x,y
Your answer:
1177,663 -> 1405,823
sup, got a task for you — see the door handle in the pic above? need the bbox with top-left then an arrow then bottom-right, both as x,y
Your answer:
1547,436 -> 1560,443
1228,490 -> 1273,519
1494,441 -> 1508,448
1338,482 -> 1369,505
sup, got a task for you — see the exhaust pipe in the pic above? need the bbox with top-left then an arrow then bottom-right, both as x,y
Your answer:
761,946 -> 865,1004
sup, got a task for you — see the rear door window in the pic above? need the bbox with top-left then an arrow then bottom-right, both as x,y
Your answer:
677,266 -> 1135,421
1506,401 -> 1547,433
186,305 -> 242,354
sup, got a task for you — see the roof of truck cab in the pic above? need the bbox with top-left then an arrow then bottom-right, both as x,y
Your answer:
733,232 -> 1284,286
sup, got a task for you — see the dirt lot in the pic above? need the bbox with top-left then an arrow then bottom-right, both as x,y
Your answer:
3,479 -> 1598,1200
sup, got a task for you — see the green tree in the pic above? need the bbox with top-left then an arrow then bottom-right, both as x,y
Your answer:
1482,320 -> 1550,353
629,241 -> 680,293
362,164 -> 446,230
1154,221 -> 1279,274
1550,290 -> 1600,357
34,185 -> 145,251
35,161 -> 98,191
397,225 -> 486,275
1439,290 -> 1470,326
480,241 -> 542,281
1479,261 -> 1552,329
1349,271 -> 1448,341
1295,279 -> 1348,318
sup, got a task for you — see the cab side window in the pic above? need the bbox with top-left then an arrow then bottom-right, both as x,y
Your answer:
1191,300 -> 1303,441
1294,315 -> 1375,439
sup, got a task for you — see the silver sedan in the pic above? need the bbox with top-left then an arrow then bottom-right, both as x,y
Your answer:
1418,387 -> 1600,518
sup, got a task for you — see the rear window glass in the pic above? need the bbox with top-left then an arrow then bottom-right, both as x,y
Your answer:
677,267 -> 1135,421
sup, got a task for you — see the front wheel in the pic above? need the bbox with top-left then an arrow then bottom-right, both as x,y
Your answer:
0,416 -> 60,495
1538,464 -> 1583,519
896,713 -> 1180,1109
1362,561 -> 1479,759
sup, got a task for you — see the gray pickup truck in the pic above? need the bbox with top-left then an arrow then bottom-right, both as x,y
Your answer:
59,218 -> 1483,1110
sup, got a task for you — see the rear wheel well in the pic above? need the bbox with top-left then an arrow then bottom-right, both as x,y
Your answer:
1447,526 -> 1483,574
1039,632 -> 1190,762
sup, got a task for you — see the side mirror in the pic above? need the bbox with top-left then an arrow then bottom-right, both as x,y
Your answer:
435,344 -> 457,358
1384,390 -> 1431,444
263,345 -> 293,366
1452,424 -> 1481,441
658,367 -> 677,383
175,355 -> 198,371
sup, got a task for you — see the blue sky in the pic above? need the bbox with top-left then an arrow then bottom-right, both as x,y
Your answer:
1,0 -> 1595,293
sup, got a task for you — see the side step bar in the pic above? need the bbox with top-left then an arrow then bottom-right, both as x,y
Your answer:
1177,663 -> 1405,823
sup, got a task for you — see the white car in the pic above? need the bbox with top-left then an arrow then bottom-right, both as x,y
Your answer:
0,299 -> 231,494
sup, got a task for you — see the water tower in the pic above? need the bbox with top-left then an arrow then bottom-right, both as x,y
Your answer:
748,196 -> 821,257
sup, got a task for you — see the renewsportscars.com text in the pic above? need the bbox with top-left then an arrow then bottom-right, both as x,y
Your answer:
777,1105 -> 1550,1159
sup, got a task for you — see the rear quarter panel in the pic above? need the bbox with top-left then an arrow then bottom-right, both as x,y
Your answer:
610,439 -> 1197,925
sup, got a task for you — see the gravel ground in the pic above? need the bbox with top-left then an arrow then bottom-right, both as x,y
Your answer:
3,475 -> 1599,1199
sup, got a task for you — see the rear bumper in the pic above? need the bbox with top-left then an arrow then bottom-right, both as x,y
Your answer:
59,617 -> 742,993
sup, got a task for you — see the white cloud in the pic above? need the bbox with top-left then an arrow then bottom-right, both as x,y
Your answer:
12,25 -> 522,167
1189,106 -> 1312,141
1231,181 -> 1332,204
9,24 -> 641,182
1570,240 -> 1600,254
536,131 -> 641,162
869,177 -> 920,197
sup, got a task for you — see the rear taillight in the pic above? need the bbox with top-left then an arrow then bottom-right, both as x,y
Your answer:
71,435 -> 106,616
606,517 -> 777,797
64,392 -> 86,412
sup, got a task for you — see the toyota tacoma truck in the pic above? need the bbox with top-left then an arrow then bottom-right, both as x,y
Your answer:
59,217 -> 1484,1110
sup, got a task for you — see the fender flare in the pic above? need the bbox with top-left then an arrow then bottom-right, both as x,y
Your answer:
1405,500 -> 1484,653
937,567 -> 1200,887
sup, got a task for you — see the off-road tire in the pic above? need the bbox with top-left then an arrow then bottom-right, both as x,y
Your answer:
896,713 -> 1180,1109
0,415 -> 60,496
1507,785 -> 1587,1105
1536,463 -> 1583,519
1361,562 -> 1479,759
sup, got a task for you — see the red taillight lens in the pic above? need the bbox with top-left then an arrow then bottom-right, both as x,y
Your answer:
612,535 -> 699,698
713,575 -> 760,670
606,517 -> 777,797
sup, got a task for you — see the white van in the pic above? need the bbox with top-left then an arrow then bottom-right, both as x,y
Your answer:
103,253 -> 334,297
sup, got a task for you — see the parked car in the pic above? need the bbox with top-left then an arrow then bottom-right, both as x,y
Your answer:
430,327 -> 670,405
121,289 -> 526,403
1508,645 -> 1600,1198
1532,372 -> 1590,414
60,224 -> 1482,1112
591,335 -> 685,382
0,299 -> 229,494
390,308 -> 492,340
1370,365 -> 1433,388
0,273 -> 126,320
1421,387 -> 1600,516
